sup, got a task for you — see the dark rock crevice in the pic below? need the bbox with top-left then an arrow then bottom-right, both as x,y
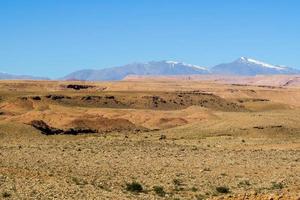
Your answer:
29,120 -> 97,135
30,120 -> 64,135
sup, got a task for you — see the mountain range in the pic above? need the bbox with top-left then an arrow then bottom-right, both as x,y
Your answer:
62,61 -> 209,81
62,57 -> 299,81
0,57 -> 299,80
0,72 -> 49,80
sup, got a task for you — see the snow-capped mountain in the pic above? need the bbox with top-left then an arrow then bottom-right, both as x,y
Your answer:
211,57 -> 299,76
1,57 -> 298,81
62,58 -> 300,81
62,60 -> 210,81
0,72 -> 49,80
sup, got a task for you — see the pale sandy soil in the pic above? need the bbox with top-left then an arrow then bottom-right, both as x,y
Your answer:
0,80 -> 299,200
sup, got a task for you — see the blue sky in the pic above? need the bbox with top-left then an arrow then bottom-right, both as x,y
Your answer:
0,0 -> 300,78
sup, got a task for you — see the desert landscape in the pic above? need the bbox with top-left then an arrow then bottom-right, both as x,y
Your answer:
0,77 -> 299,200
1,0 -> 300,199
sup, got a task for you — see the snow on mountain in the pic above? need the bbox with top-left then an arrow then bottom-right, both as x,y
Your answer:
211,57 -> 299,76
62,57 -> 300,81
62,60 -> 210,81
165,61 -> 207,70
239,57 -> 286,70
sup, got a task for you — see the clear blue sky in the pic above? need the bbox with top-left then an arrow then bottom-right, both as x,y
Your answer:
1,0 -> 300,78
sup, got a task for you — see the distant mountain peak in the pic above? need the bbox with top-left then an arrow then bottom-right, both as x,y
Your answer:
211,57 -> 299,76
238,56 -> 247,61
164,60 -> 208,71
236,57 -> 286,70
165,60 -> 180,65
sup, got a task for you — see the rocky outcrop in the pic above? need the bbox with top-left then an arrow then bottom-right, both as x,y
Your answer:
29,120 -> 97,135
66,84 -> 95,90
30,120 -> 64,135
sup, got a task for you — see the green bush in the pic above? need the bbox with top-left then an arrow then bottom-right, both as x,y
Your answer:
153,185 -> 166,197
238,180 -> 251,188
2,192 -> 11,198
173,179 -> 182,186
126,181 -> 143,193
271,182 -> 284,190
216,186 -> 230,193
72,177 -> 88,185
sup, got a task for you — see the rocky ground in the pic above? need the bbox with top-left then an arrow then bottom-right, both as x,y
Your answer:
0,80 -> 299,199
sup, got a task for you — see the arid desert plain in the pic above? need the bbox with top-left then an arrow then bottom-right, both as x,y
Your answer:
0,77 -> 299,200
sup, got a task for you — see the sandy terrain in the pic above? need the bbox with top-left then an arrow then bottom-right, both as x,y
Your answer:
0,80 -> 299,200
125,74 -> 300,87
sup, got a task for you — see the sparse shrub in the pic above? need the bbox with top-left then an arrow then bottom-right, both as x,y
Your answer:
72,177 -> 88,185
191,186 -> 198,192
126,181 -> 143,193
173,179 -> 184,191
203,167 -> 211,172
271,182 -> 284,190
173,179 -> 182,186
195,194 -> 206,200
238,180 -> 251,188
216,186 -> 230,193
159,135 -> 166,140
2,191 -> 11,198
153,185 -> 166,197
